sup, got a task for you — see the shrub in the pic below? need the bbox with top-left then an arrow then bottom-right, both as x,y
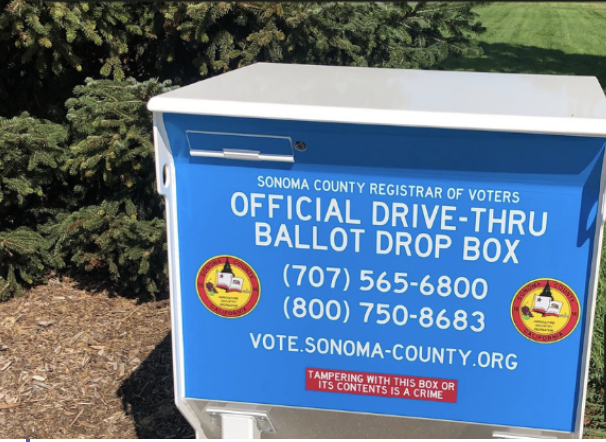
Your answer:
0,1 -> 486,119
47,201 -> 167,296
44,78 -> 176,297
0,113 -> 67,298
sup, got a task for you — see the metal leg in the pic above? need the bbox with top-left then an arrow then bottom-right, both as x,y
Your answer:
221,414 -> 261,439
204,406 -> 276,439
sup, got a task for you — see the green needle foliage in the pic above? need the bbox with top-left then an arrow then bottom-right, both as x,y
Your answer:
44,78 -> 176,297
0,1 -> 487,119
0,113 -> 67,298
47,201 -> 168,296
0,1 -> 484,299
0,227 -> 55,299
147,2 -> 487,77
65,77 -> 174,212
0,0 -> 488,299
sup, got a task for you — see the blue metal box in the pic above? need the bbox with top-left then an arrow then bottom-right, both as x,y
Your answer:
149,63 -> 606,438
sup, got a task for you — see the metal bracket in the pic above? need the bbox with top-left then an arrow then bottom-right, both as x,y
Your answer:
205,406 -> 276,439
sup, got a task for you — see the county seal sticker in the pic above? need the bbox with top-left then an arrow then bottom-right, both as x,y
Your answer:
195,255 -> 260,318
511,278 -> 580,343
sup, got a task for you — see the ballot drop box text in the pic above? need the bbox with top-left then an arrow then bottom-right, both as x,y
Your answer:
148,63 -> 606,439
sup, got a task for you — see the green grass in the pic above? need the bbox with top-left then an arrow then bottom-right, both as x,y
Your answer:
441,3 -> 606,89
441,3 -> 606,437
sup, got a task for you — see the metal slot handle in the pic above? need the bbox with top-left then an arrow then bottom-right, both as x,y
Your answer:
186,130 -> 295,163
190,148 -> 294,163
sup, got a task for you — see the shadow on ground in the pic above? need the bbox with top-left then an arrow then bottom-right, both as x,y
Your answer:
441,42 -> 606,88
67,270 -> 170,305
117,332 -> 195,439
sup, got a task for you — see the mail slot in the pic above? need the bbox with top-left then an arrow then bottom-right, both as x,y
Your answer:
149,63 -> 606,439
186,131 -> 294,162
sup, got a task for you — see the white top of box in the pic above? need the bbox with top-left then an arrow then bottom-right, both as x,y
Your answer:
148,62 -> 606,137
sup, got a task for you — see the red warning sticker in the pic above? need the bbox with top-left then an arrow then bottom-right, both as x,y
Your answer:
306,367 -> 457,403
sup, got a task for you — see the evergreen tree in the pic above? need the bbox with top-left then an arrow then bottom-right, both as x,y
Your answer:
0,1 -> 488,298
65,77 -> 175,213
0,1 -> 136,119
0,113 -> 67,298
0,1 -> 487,119
45,78 -> 176,297
232,2 -> 488,70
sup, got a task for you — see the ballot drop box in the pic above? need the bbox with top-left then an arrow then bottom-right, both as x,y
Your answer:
148,63 -> 606,439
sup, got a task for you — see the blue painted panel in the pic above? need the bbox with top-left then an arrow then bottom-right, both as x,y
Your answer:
163,113 -> 605,432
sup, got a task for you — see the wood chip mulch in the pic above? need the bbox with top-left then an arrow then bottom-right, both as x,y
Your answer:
0,277 -> 194,439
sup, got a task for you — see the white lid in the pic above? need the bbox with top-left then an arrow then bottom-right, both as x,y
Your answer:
148,62 -> 606,137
